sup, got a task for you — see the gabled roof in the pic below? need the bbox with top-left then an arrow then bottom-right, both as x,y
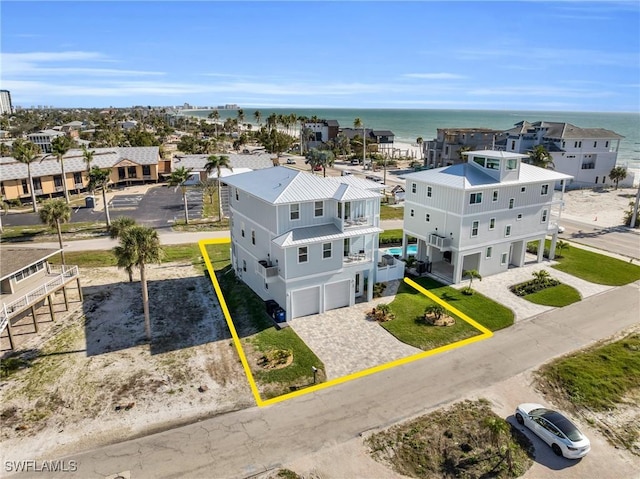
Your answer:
506,121 -> 623,140
372,130 -> 394,137
223,166 -> 381,204
172,153 -> 274,172
0,248 -> 61,280
0,147 -> 160,181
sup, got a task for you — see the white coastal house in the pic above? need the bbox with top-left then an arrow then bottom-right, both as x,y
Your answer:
223,166 -> 404,320
501,121 -> 623,188
401,150 -> 573,284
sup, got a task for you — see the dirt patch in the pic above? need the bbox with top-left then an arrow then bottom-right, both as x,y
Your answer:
0,262 -> 253,461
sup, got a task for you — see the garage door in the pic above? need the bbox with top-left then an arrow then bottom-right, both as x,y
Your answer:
291,286 -> 320,318
324,280 -> 351,311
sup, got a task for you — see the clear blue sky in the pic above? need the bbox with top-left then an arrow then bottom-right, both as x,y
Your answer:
1,1 -> 638,112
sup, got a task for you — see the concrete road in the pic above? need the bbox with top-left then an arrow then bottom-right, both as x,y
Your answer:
11,282 -> 639,479
558,218 -> 640,260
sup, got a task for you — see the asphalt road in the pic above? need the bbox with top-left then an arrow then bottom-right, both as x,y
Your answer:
10,283 -> 639,479
558,217 -> 640,260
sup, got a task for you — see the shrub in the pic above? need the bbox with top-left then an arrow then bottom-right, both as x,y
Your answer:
369,303 -> 395,322
373,282 -> 386,298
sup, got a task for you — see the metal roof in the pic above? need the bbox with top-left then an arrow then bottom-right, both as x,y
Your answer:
273,223 -> 383,247
223,166 -> 381,204
0,146 -> 160,181
172,153 -> 274,172
505,121 -> 623,140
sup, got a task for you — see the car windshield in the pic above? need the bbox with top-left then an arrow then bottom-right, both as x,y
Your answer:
543,411 -> 584,441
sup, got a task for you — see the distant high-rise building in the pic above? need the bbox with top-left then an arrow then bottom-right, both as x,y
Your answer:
0,90 -> 13,115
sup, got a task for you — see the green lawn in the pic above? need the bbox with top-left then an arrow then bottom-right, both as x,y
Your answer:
1,222 -> 108,243
522,283 -> 582,307
382,277 -> 514,350
380,203 -> 404,220
550,240 -> 640,286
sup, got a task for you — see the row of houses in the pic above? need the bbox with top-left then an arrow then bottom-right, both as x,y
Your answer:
423,121 -> 625,188
221,149 -> 571,321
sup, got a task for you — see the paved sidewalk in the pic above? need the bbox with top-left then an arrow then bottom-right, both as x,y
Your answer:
288,282 -> 421,379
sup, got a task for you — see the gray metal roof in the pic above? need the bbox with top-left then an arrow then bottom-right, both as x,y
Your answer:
505,121 -> 623,140
0,147 -> 160,181
403,161 -> 572,190
223,166 -> 381,204
172,153 -> 274,172
0,248 -> 61,280
273,223 -> 383,247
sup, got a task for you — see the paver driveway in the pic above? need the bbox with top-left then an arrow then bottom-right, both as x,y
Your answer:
287,282 -> 422,379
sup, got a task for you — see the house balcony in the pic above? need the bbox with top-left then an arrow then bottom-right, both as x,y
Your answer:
257,260 -> 279,282
343,251 -> 372,266
1,265 -> 80,334
74,183 -> 84,189
428,233 -> 451,251
55,186 -> 63,192
34,189 -> 44,195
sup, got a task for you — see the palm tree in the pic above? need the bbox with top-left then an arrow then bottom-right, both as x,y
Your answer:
236,109 -> 245,132
51,135 -> 75,203
462,269 -> 482,293
204,155 -> 232,221
39,199 -> 72,265
12,139 -> 42,212
208,110 -> 220,137
354,118 -> 366,164
532,269 -> 551,286
113,225 -> 163,341
608,166 -> 627,190
82,145 -> 95,171
0,195 -> 9,234
108,216 -> 137,281
528,145 -> 555,169
168,166 -> 193,224
483,416 -> 513,473
556,239 -> 569,258
254,110 -> 262,127
87,166 -> 112,227
416,137 -> 424,160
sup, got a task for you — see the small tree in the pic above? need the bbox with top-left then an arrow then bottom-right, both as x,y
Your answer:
528,145 -> 555,169
608,166 -> 627,190
87,166 -> 112,227
39,199 -> 72,265
532,269 -> 551,286
424,304 -> 446,324
51,135 -> 75,203
556,239 -> 569,258
204,155 -> 232,222
109,216 -> 137,281
462,269 -> 482,294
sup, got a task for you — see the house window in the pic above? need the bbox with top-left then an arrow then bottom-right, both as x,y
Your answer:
73,172 -> 82,184
501,252 -> 508,265
410,209 -> 414,217
473,157 -> 485,167
520,186 -> 526,193
594,141 -> 597,148
142,165 -> 151,176
541,209 -> 548,222
469,192 -> 483,204
511,140 -> 516,150
427,186 -> 432,197
492,190 -> 498,202
54,175 -> 63,187
314,201 -> 323,217
486,247 -> 492,259
251,230 -> 255,245
33,178 -> 42,191
343,238 -> 350,257
541,184 -> 549,195
508,198 -> 515,209
241,223 -> 245,237
411,182 -> 416,194
235,189 -> 239,201
323,242 -> 332,259
22,179 -> 29,194
517,214 -> 523,221
298,246 -> 308,263
506,159 -> 517,170
425,213 -> 430,222
242,260 -> 246,272
290,204 -> 300,220
605,141 -> 609,148
486,158 -> 500,170
471,221 -> 479,237
127,166 -> 137,178
489,218 -> 496,230
505,225 -> 512,237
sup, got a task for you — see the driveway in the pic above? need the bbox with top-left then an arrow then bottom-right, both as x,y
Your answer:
288,281 -> 421,379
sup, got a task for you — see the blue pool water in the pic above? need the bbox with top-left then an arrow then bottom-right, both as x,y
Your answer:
384,245 -> 417,256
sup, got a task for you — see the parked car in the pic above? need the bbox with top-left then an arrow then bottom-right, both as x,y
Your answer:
557,225 -> 565,233
313,165 -> 322,171
515,403 -> 591,459
286,158 -> 296,164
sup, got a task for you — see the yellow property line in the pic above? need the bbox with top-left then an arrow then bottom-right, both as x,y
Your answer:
199,239 -> 493,407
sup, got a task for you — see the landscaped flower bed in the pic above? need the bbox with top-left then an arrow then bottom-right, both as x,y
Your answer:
510,277 -> 560,296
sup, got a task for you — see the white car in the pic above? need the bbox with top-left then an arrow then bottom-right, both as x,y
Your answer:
515,403 -> 590,459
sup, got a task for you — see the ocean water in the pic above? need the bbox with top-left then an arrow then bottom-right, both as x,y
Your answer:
184,108 -> 640,167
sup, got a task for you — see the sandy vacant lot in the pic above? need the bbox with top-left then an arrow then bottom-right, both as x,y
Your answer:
0,262 -> 253,462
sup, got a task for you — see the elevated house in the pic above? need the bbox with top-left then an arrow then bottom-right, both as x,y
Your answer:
302,119 -> 340,149
423,128 -> 504,169
1,248 -> 82,350
402,150 -> 572,284
223,166 -> 404,319
499,121 -> 624,188
0,146 -> 162,203
26,129 -> 66,154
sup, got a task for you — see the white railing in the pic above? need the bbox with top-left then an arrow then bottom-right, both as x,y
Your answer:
343,253 -> 370,265
0,266 -> 79,333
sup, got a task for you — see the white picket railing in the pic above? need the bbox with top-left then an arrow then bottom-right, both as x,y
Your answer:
0,266 -> 79,333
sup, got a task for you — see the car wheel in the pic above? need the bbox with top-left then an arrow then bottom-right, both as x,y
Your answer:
552,443 -> 563,457
516,413 -> 524,425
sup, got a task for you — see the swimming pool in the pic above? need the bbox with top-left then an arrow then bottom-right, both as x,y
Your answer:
383,244 -> 417,256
